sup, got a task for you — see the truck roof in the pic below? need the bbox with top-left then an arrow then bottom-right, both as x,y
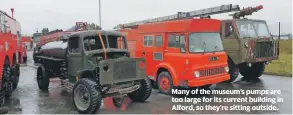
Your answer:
70,30 -> 125,38
221,19 -> 266,22
129,18 -> 221,33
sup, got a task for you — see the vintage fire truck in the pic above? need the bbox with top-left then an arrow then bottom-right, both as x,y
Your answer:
0,8 -> 21,106
115,5 -> 236,94
218,5 -> 279,82
19,36 -> 33,63
116,4 -> 279,86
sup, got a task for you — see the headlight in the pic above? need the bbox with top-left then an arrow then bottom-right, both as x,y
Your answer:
244,42 -> 249,48
194,71 -> 200,78
225,66 -> 229,72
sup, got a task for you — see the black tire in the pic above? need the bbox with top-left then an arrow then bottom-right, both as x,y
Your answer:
127,78 -> 152,102
157,71 -> 173,95
225,58 -> 239,83
73,78 -> 102,114
36,65 -> 49,90
239,62 -> 265,79
150,80 -> 158,89
0,92 -> 4,107
12,64 -> 20,90
199,84 -> 212,89
2,58 -> 12,99
23,57 -> 27,63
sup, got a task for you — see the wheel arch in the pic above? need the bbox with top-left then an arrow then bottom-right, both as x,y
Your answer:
155,63 -> 179,86
76,70 -> 96,81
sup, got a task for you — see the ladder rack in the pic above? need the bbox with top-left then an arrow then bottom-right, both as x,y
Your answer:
116,4 -> 240,29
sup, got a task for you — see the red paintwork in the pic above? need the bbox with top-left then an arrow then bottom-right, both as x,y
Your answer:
19,36 -> 32,59
118,19 -> 230,87
39,22 -> 87,46
0,9 -> 21,86
39,31 -> 73,46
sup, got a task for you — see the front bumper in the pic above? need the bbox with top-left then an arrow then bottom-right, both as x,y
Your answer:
246,56 -> 279,63
180,74 -> 230,87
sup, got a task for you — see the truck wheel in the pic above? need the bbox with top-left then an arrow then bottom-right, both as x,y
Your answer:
0,92 -> 4,107
127,78 -> 152,102
225,58 -> 239,83
12,64 -> 20,90
2,59 -> 12,99
23,57 -> 27,63
239,62 -> 265,80
73,78 -> 102,114
150,80 -> 158,89
37,65 -> 49,90
157,71 -> 173,95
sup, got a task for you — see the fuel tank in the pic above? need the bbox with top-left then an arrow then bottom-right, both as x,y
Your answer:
38,41 -> 68,59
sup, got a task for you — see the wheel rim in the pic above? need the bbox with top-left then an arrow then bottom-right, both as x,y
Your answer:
159,76 -> 170,92
74,84 -> 90,111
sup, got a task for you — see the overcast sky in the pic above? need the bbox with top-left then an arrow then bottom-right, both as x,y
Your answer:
1,0 -> 292,35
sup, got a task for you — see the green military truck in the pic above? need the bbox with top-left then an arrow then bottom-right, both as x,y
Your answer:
34,30 -> 152,114
220,5 -> 279,82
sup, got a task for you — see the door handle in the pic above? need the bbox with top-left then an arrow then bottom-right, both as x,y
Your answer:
164,50 -> 168,52
142,52 -> 145,56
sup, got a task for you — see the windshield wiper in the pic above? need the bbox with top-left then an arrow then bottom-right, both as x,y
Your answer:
202,41 -> 206,55
213,46 -> 218,54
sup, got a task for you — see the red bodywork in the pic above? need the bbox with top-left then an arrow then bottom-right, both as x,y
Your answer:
0,9 -> 21,87
19,36 -> 32,62
39,31 -> 73,46
118,19 -> 230,88
39,22 -> 87,46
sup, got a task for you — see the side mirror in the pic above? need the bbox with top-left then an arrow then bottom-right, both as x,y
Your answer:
175,36 -> 180,42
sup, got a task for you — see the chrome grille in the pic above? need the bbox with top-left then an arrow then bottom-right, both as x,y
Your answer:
200,67 -> 225,77
113,61 -> 136,80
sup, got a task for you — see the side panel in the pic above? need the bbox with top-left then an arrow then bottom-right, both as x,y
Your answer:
163,33 -> 187,82
67,36 -> 83,78
127,40 -> 136,57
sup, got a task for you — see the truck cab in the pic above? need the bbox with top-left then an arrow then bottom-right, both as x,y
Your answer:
221,19 -> 279,81
35,30 -> 152,114
119,18 -> 230,94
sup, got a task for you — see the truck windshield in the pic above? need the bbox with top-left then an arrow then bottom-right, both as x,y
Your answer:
236,21 -> 257,38
188,32 -> 224,53
84,35 -> 127,51
236,21 -> 271,38
252,21 -> 271,37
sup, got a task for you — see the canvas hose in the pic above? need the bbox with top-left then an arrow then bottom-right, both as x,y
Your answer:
97,31 -> 107,60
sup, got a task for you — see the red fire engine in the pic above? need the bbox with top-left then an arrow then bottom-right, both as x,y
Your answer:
0,8 -> 21,106
20,36 -> 33,63
116,5 -> 234,94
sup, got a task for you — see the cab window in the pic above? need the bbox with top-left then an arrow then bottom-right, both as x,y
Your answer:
143,35 -> 153,47
155,35 -> 163,47
69,37 -> 80,53
225,23 -> 235,38
167,34 -> 185,48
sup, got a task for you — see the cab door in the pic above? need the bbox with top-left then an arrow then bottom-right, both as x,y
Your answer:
221,21 -> 241,63
67,35 -> 83,82
163,33 -> 187,78
149,34 -> 164,79
141,35 -> 154,76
